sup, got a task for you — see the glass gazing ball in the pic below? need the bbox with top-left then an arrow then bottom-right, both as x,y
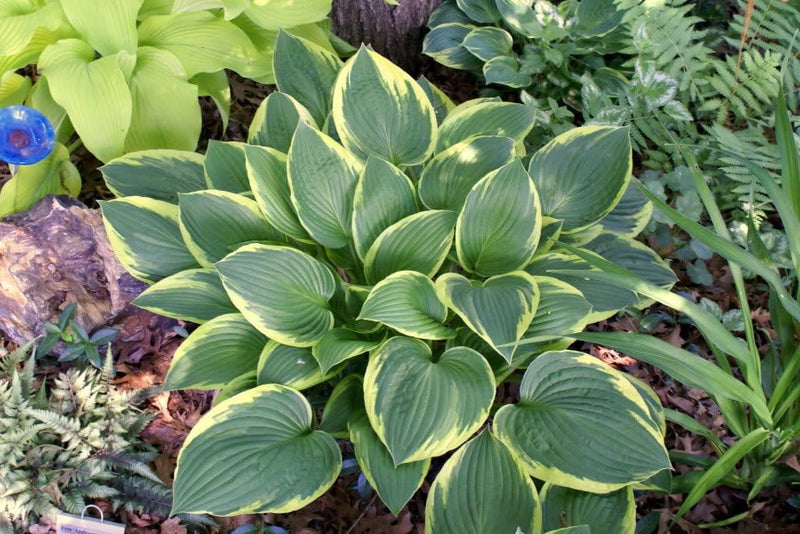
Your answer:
0,105 -> 56,165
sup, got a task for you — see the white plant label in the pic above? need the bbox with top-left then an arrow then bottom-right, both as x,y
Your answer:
55,511 -> 125,534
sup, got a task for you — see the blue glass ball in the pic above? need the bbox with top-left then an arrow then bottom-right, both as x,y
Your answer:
0,105 -> 56,165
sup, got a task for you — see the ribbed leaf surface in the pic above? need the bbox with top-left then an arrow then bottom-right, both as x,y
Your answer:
319,375 -> 364,436
597,181 -> 652,237
257,341 -> 331,390
436,101 -> 534,151
134,268 -> 237,323
101,150 -> 206,202
541,485 -> 635,534
312,327 -> 381,374
204,140 -> 249,193
522,276 -> 591,343
61,0 -> 139,55
249,92 -> 316,152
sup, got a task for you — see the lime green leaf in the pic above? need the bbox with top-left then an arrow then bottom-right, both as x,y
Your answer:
273,30 -> 342,126
0,72 -> 31,107
39,39 -> 132,163
418,135 -> 515,211
139,0 -> 174,17
422,23 -> 483,71
0,144 -> 80,217
101,197 -> 200,283
350,414 -> 430,516
437,271 -> 539,362
332,46 -> 437,166
172,384 -> 341,515
288,123 -> 362,249
426,430 -> 541,534
364,210 -> 457,284
249,92 -> 317,152
257,341 -> 332,390
352,156 -> 417,261
320,374 -> 364,436
172,0 -> 246,17
204,140 -> 249,193
495,351 -> 670,492
541,485 -> 635,533
359,271 -> 454,340
364,337 -> 495,464
437,101 -> 534,151
134,268 -> 237,323
245,144 -> 311,242
463,27 -> 512,61
179,190 -> 281,266
456,160 -> 541,276
528,126 -> 631,231
215,244 -> 336,347
597,181 -> 652,237
192,70 -> 231,130
61,0 -> 140,55
312,327 -> 381,374
0,0 -> 63,57
101,150 -> 206,202
26,76 -> 73,146
164,313 -> 266,390
242,0 -> 331,30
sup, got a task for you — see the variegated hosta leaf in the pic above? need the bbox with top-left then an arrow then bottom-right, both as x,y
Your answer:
133,268 -> 237,323
494,0 -> 543,38
363,210 -> 457,284
319,374 -> 364,436
332,46 -> 437,166
172,384 -> 341,515
288,123 -> 362,249
422,23 -> 483,71
436,101 -> 534,151
164,313 -> 266,390
583,233 -> 677,291
528,126 -> 631,232
597,174 -> 652,238
351,156 -> 417,261
179,190 -> 282,266
494,351 -> 670,493
204,140 -> 249,193
519,276 -> 591,346
350,414 -> 430,516
101,150 -> 206,202
436,271 -> 539,363
541,484 -> 635,534
456,160 -> 542,276
426,430 -> 541,534
364,337 -> 495,464
418,135 -> 515,211
457,0 -> 501,23
249,92 -> 317,152
100,197 -> 199,284
358,271 -> 454,340
462,26 -> 513,61
312,327 -> 381,374
215,244 -> 336,347
257,341 -> 333,390
417,76 -> 456,125
245,144 -> 311,242
483,55 -> 532,88
273,30 -> 342,126
574,0 -> 624,37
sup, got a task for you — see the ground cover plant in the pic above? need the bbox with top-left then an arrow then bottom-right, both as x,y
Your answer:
97,32 -> 683,532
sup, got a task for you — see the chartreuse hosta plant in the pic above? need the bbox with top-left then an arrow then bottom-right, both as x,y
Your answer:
100,33 -> 677,532
0,0 -> 334,215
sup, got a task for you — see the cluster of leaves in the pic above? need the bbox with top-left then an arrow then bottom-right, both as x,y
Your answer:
0,344 -> 168,532
0,0 -> 337,216
37,302 -> 120,369
100,33 -> 680,531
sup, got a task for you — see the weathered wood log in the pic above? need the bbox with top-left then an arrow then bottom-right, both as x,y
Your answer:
0,195 -> 146,345
331,0 -> 442,74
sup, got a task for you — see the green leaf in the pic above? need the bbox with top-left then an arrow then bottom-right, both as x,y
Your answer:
541,485 -> 635,533
517,275 -> 591,346
350,414 -> 429,516
164,313 -> 266,390
0,72 -> 32,107
241,0 -> 331,30
101,150 -> 206,202
436,101 -> 534,151
332,46 -> 437,166
351,156 -> 418,261
172,384 -> 341,515
39,39 -> 132,162
495,351 -> 670,492
574,0 -> 623,37
426,429 -> 541,534
582,233 -> 677,290
319,374 -> 364,436
0,144 -> 80,217
249,92 -> 317,152
215,244 -> 336,347
775,84 -> 800,219
494,0 -> 542,38
597,181 -> 652,237
363,210 -> 457,284
133,268 -> 237,323
273,30 -> 342,126
456,160 -> 542,276
213,371 -> 258,407
528,126 -> 631,231
288,123 -> 362,249
204,140 -> 249,193
61,0 -> 140,55
192,70 -> 231,130
462,27 -> 513,61
358,271 -> 454,340
179,190 -> 280,266
417,75 -> 455,125
365,338 -> 495,464
456,0 -> 501,23
101,197 -> 200,284
0,0 -> 63,57
418,135 -> 515,211
312,327 -> 381,374
422,23 -> 483,71
257,341 -> 332,390
125,46 -> 201,153
137,11 -> 268,79
437,271 -> 539,362
483,55 -> 533,88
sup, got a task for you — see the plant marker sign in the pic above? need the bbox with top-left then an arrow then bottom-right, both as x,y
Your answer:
56,506 -> 125,534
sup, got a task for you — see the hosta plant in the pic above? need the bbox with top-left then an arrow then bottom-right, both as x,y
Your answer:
101,33 -> 677,532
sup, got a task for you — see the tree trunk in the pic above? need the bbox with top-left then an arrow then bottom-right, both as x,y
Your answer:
331,0 -> 442,75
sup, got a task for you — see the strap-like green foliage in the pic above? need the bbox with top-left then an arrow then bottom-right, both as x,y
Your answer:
101,37 -> 676,531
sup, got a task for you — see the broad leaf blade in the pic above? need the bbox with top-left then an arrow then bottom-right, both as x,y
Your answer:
312,327 -> 381,374
134,268 -> 237,323
101,150 -> 206,202
61,0 -> 140,55
249,92 -> 316,152
436,101 -> 534,151
204,140 -> 249,193
257,341 -> 332,390
541,485 -> 635,534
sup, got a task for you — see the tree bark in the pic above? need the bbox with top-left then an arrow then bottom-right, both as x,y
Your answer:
331,0 -> 442,75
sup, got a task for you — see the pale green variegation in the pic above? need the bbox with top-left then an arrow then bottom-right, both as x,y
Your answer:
102,39 -> 671,528
541,485 -> 635,534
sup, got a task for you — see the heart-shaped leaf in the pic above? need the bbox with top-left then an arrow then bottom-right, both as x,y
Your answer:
257,341 -> 333,390
134,268 -> 237,323
462,27 -> 513,60
422,23 -> 484,71
364,337 -> 495,464
312,327 -> 381,374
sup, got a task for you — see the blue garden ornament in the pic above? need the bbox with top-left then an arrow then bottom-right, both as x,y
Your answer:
0,105 -> 56,165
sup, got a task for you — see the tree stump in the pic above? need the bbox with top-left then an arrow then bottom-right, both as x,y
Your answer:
0,195 -> 146,345
331,0 -> 442,74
